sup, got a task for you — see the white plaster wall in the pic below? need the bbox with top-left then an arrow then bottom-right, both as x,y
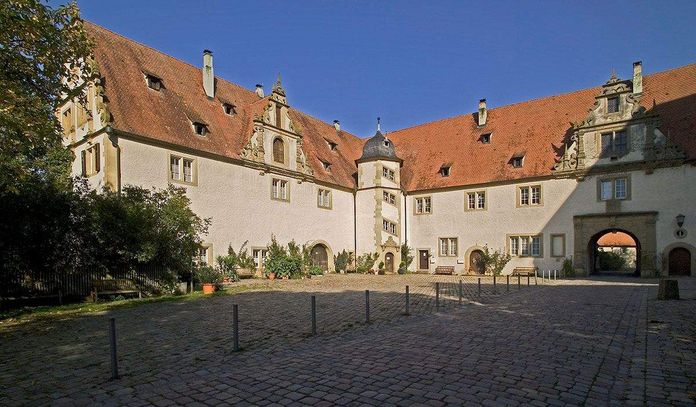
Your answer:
355,190 -> 377,255
118,138 -> 355,262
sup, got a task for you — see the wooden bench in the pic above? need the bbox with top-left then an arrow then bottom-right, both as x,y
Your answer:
435,266 -> 455,275
91,279 -> 141,301
512,267 -> 538,276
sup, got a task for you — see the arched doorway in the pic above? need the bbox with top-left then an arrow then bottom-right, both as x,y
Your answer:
669,247 -> 691,276
588,230 -> 640,276
311,244 -> 329,271
470,250 -> 485,274
384,252 -> 395,273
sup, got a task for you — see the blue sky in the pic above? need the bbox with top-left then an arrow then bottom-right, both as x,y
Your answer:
64,0 -> 696,137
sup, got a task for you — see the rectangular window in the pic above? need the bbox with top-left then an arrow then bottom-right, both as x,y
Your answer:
467,193 -> 476,210
601,130 -> 629,156
607,96 -> 620,113
477,192 -> 485,209
61,106 -> 74,135
169,155 -> 196,184
196,246 -> 211,265
383,191 -> 396,205
466,191 -> 486,210
81,143 -> 100,176
551,234 -> 565,257
415,197 -> 432,214
439,237 -> 458,257
509,235 -> 542,257
183,158 -> 193,183
519,186 -> 541,206
383,219 -> 397,236
382,167 -> 395,181
317,188 -> 332,209
170,156 -> 181,181
614,131 -> 627,154
252,248 -> 268,269
600,180 -> 613,200
614,178 -> 627,199
272,178 -> 289,201
599,177 -> 629,201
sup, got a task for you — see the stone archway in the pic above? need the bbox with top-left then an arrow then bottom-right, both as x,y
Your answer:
573,212 -> 657,277
589,229 -> 640,276
307,240 -> 335,273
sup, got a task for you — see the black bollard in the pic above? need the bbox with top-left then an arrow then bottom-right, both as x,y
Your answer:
109,318 -> 119,379
478,278 -> 481,297
459,279 -> 463,304
232,304 -> 240,351
405,286 -> 410,316
435,282 -> 440,309
506,275 -> 510,292
365,290 -> 370,323
311,296 -> 317,336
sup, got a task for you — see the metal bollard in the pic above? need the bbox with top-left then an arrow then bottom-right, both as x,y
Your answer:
311,296 -> 317,336
365,290 -> 370,323
534,269 -> 538,286
405,286 -> 410,316
506,275 -> 510,292
478,278 -> 481,296
554,269 -> 557,281
435,282 -> 440,309
232,304 -> 240,352
109,318 -> 119,380
527,275 -> 530,286
517,274 -> 521,289
459,279 -> 463,304
493,274 -> 497,294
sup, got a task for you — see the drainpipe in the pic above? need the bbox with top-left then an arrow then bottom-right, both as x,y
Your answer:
353,190 -> 357,270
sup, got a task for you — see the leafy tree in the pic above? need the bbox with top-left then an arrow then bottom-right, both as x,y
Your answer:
355,252 -> 378,274
476,246 -> 512,276
1,0 -> 93,191
265,236 -> 304,278
398,244 -> 414,274
334,250 -> 354,273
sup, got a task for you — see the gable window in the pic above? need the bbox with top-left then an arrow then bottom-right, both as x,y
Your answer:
607,96 -> 620,113
601,130 -> 628,157
466,191 -> 486,210
192,122 -> 208,136
222,103 -> 236,115
512,156 -> 524,168
271,178 -> 289,201
81,143 -> 101,177
317,188 -> 332,209
509,235 -> 542,257
383,219 -> 397,236
438,237 -> 458,257
440,165 -> 451,177
252,248 -> 268,269
415,197 -> 432,214
169,155 -> 196,184
599,176 -> 629,201
382,167 -> 395,181
518,185 -> 542,206
145,74 -> 162,91
383,191 -> 396,205
481,133 -> 491,144
273,138 -> 285,164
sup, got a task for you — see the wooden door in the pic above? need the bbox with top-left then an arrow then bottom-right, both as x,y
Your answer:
669,248 -> 691,276
419,250 -> 429,270
470,250 -> 484,274
385,253 -> 394,273
311,245 -> 329,271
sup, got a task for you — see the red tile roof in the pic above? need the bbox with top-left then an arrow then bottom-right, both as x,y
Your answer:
390,63 -> 696,192
85,22 -> 364,189
597,231 -> 636,247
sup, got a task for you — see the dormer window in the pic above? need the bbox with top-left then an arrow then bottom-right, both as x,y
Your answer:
440,165 -> 451,177
192,122 -> 208,136
512,155 -> 524,168
607,96 -> 620,113
145,74 -> 162,91
223,103 -> 236,115
326,139 -> 338,151
321,160 -> 332,172
481,133 -> 491,144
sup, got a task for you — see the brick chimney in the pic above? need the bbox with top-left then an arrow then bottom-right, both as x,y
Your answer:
477,99 -> 487,126
255,84 -> 264,98
633,61 -> 643,94
202,50 -> 214,98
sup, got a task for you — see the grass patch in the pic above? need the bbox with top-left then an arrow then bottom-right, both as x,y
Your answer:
0,284 -> 270,329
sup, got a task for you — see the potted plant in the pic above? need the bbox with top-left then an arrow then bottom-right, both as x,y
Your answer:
197,265 -> 222,294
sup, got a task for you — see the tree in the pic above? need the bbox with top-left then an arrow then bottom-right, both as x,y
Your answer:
398,244 -> 414,274
476,246 -> 512,276
0,0 -> 93,191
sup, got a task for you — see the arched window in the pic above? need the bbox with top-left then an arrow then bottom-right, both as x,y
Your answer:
273,137 -> 285,164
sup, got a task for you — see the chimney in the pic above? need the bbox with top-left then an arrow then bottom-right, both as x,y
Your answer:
633,61 -> 643,94
477,98 -> 487,126
255,84 -> 264,98
202,50 -> 214,98
333,120 -> 340,131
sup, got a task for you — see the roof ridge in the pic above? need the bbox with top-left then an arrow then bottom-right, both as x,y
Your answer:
389,61 -> 696,137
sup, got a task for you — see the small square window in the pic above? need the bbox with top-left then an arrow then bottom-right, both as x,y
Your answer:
193,122 -> 208,136
440,166 -> 450,177
481,133 -> 491,144
607,96 -> 619,113
223,103 -> 236,115
512,156 -> 524,168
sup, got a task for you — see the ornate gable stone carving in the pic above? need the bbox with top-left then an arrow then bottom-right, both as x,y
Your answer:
295,139 -> 314,176
240,122 -> 265,162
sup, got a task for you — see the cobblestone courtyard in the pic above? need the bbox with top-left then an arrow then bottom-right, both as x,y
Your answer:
1,275 -> 695,406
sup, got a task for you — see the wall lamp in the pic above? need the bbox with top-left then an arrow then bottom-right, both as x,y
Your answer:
676,214 -> 685,228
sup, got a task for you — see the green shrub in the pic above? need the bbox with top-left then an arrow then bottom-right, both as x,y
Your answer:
378,261 -> 385,270
215,253 -> 239,282
226,241 -> 256,270
196,265 -> 223,284
308,266 -> 324,276
477,246 -> 512,276
598,251 -> 626,271
264,236 -> 305,278
398,244 -> 414,274
334,250 -> 354,273
356,252 -> 378,274
562,257 -> 575,277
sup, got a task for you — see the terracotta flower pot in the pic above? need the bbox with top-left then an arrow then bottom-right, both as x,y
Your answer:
202,283 -> 216,294
268,272 -> 276,280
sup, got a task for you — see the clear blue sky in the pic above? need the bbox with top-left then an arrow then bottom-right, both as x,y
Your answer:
63,0 -> 696,137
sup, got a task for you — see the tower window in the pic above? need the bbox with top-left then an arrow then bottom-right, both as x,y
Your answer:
192,122 -> 208,136
145,74 -> 162,91
382,167 -> 395,181
223,103 -> 236,115
607,96 -> 620,113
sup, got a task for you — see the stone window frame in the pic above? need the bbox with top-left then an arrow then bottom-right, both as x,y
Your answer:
507,234 -> 543,257
597,174 -> 632,202
317,188 -> 332,210
271,178 -> 290,202
383,191 -> 397,206
550,234 -> 566,258
382,166 -> 395,181
382,218 -> 398,236
414,196 -> 432,215
516,184 -> 543,207
195,243 -> 213,266
606,95 -> 621,114
465,190 -> 487,211
252,247 -> 268,269
438,237 -> 458,257
81,143 -> 101,177
168,153 -> 198,186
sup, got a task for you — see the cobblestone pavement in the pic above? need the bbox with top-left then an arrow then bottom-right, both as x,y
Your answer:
1,275 -> 694,406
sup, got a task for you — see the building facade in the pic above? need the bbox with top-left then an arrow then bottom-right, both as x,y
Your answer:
61,23 -> 696,277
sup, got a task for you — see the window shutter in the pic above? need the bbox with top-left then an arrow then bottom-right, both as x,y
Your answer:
94,144 -> 100,173
81,150 -> 87,176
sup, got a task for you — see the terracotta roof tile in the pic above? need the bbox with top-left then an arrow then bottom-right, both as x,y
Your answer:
597,231 -> 636,247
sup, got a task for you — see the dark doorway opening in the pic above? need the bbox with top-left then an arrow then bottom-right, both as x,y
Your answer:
311,244 -> 329,271
589,230 -> 640,276
470,250 -> 485,274
669,247 -> 691,276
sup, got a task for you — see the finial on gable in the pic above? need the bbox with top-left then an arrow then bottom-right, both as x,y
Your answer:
377,117 -> 381,132
272,73 -> 285,96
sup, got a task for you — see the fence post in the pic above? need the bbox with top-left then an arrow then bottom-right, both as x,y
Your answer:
190,272 -> 194,294
232,304 -> 240,352
458,279 -> 463,304
506,275 -> 510,292
311,295 -> 317,336
435,282 -> 440,309
478,278 -> 481,297
405,286 -> 410,316
365,290 -> 370,323
108,318 -> 119,380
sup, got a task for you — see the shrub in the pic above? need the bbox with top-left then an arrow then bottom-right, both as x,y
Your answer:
378,261 -> 385,270
334,250 -> 354,273
215,253 -> 239,282
355,253 -> 378,274
398,244 -> 414,274
598,251 -> 626,271
264,236 -> 305,278
476,246 -> 512,276
196,265 -> 223,284
562,257 -> 575,277
226,241 -> 256,270
308,266 -> 324,276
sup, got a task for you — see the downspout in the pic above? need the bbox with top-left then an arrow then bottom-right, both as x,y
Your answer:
353,190 -> 357,269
